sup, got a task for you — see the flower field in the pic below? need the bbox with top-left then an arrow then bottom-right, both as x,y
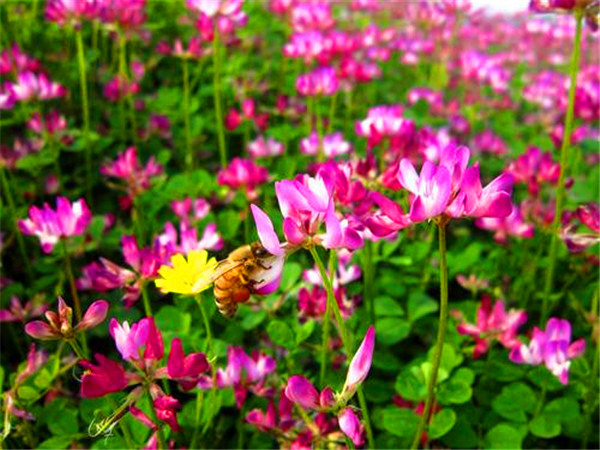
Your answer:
0,1 -> 599,449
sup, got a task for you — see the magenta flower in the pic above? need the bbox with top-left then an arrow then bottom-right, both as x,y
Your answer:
476,203 -> 535,244
398,160 -> 451,222
154,395 -> 182,432
7,71 -> 67,103
505,147 -> 559,196
296,67 -> 338,96
27,111 -> 67,137
25,297 -> 108,341
284,375 -> 320,410
45,0 -> 99,26
172,197 -> 210,223
510,318 -> 586,385
338,408 -> 365,447
18,196 -> 91,253
456,296 -> 528,359
343,326 -> 375,396
167,338 -> 210,391
80,354 -> 129,398
0,44 -> 40,75
103,75 -> 139,102
0,296 -> 48,323
248,136 -> 284,159
77,258 -> 136,292
109,318 -> 150,361
355,105 -> 409,139
300,131 -> 351,159
157,222 -> 223,254
561,203 -> 600,252
217,157 -> 269,201
298,285 -> 358,321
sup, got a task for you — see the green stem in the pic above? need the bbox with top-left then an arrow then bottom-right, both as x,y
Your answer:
315,97 -> 324,162
212,29 -> 227,167
327,91 -> 337,134
118,34 -> 127,143
68,339 -> 85,360
182,58 -> 193,171
75,30 -> 92,202
141,283 -> 153,317
362,240 -> 376,325
356,385 -> 375,449
195,294 -> 213,355
145,389 -> 167,450
541,10 -> 583,324
411,220 -> 449,449
62,240 -> 82,322
190,390 -> 204,450
0,167 -> 33,281
310,247 -> 351,379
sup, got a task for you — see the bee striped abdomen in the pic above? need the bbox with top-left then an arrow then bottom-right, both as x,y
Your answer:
213,266 -> 252,317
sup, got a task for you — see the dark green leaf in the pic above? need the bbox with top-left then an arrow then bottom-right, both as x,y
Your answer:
429,408 -> 457,439
529,414 -> 561,438
381,408 -> 419,437
267,320 -> 295,349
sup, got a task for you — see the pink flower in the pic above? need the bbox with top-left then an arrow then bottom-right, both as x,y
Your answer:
505,147 -> 559,196
296,67 -> 338,96
18,196 -> 91,253
27,111 -> 67,136
153,395 -> 182,432
300,131 -> 351,159
7,71 -> 67,103
217,157 -> 269,201
284,375 -> 320,409
0,296 -> 47,323
338,408 -> 364,447
80,354 -> 129,398
355,105 -> 408,138
476,203 -> 535,244
103,75 -> 139,102
172,197 -> 210,223
157,222 -> 223,255
510,318 -> 586,385
25,297 -> 109,340
248,136 -> 284,158
77,258 -> 136,292
298,285 -> 358,320
398,159 -> 451,222
246,402 -> 277,431
343,326 -> 375,395
100,147 -> 163,206
167,338 -> 209,391
561,203 -> 600,252
45,0 -> 99,26
456,296 -> 528,359
109,318 -> 150,361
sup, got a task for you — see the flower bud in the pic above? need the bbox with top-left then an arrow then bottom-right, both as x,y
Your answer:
284,375 -> 319,410
343,326 -> 375,395
338,407 -> 364,447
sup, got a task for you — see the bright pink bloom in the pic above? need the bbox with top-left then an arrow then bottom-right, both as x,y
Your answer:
298,285 -> 358,320
103,75 -> 139,102
457,296 -> 528,358
246,402 -> 277,431
167,338 -> 209,391
300,131 -> 351,159
510,317 -> 586,385
172,197 -> 210,223
109,318 -> 150,361
77,258 -> 136,292
45,0 -> 99,26
291,2 -> 334,32
25,297 -> 108,340
343,326 -> 375,395
284,375 -> 320,410
153,395 -> 182,432
217,157 -> 269,201
338,408 -> 364,447
505,147 -> 560,196
0,44 -> 40,75
157,222 -> 223,254
296,67 -> 338,96
355,105 -> 407,138
398,159 -> 451,222
248,136 -> 284,158
561,203 -> 600,252
18,197 -> 91,253
27,111 -> 67,136
472,130 -> 507,155
0,296 -> 47,323
7,71 -> 67,103
476,203 -> 535,244
80,354 -> 129,398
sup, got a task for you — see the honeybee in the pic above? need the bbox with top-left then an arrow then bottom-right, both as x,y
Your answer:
206,242 -> 274,318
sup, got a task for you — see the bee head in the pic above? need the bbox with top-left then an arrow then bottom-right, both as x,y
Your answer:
251,242 -> 270,258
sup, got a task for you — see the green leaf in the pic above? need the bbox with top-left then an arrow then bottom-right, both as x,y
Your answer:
240,309 -> 267,330
441,416 -> 478,448
484,423 -> 525,449
374,296 -> 404,317
377,318 -> 410,345
16,385 -> 39,401
395,370 -> 426,402
529,414 -> 561,438
408,291 -> 438,322
155,306 -> 191,334
452,367 -> 475,386
280,262 -> 302,291
295,320 -> 315,344
38,436 -> 76,449
267,320 -> 295,349
48,407 -> 78,435
492,382 -> 536,423
543,397 -> 580,423
428,344 -> 463,374
437,380 -> 472,404
381,408 -> 419,437
429,408 -> 457,439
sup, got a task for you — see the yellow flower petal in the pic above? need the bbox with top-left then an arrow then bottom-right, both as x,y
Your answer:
154,251 -> 218,296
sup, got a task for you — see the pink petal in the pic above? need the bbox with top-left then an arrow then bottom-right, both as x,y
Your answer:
250,205 -> 283,256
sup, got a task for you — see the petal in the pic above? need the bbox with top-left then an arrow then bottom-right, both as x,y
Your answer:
250,205 -> 283,256
25,321 -> 58,340
76,300 -> 109,332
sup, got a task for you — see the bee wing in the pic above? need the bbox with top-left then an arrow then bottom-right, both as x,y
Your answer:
208,259 -> 245,283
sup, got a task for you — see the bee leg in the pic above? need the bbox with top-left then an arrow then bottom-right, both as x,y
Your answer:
258,261 -> 272,270
239,273 -> 249,284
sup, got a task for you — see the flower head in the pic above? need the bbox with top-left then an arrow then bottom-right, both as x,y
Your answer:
154,250 -> 217,295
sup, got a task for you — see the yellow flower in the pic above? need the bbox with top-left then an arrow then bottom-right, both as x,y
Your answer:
155,250 -> 218,296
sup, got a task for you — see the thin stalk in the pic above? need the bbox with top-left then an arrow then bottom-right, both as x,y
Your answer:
182,58 -> 193,171
195,294 -> 217,438
310,247 -> 350,379
141,283 -> 153,317
195,294 -> 213,355
62,240 -> 82,322
541,10 -> 583,324
411,220 -> 449,449
327,91 -> 337,134
145,389 -> 167,450
68,338 -> 85,360
189,390 -> 204,450
0,167 -> 33,281
75,30 -> 92,202
315,97 -> 324,162
362,240 -> 375,325
356,386 -> 374,449
212,29 -> 227,167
